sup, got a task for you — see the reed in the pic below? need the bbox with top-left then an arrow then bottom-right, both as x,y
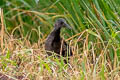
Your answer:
0,0 -> 120,79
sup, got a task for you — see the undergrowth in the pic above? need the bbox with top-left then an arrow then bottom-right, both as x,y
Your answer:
0,0 -> 120,80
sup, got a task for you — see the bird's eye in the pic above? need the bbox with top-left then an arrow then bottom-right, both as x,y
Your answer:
60,22 -> 64,25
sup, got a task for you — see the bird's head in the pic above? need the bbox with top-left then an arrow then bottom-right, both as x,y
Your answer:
54,18 -> 72,29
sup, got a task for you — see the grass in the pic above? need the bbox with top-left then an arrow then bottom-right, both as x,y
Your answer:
0,0 -> 120,80
0,30 -> 120,80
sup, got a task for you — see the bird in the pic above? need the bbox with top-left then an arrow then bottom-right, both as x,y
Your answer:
45,18 -> 73,63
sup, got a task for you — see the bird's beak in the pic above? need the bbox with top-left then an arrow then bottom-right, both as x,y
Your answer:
64,23 -> 72,29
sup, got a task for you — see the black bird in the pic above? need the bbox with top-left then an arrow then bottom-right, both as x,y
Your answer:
45,18 -> 73,61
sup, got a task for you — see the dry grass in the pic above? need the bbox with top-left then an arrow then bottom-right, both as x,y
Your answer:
0,0 -> 120,79
0,30 -> 120,80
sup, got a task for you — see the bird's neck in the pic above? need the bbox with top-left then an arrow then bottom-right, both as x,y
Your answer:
51,27 -> 61,41
53,27 -> 60,33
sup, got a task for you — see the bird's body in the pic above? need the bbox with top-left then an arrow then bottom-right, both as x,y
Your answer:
45,18 -> 72,58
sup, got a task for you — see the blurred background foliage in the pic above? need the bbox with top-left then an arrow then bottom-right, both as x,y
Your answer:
0,0 -> 120,60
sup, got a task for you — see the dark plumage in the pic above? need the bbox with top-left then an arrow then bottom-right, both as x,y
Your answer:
45,18 -> 73,60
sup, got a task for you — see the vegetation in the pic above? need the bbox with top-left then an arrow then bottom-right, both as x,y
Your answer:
0,0 -> 120,79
